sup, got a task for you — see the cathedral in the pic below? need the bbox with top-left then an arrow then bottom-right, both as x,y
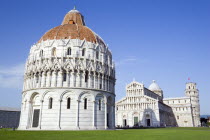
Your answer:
18,8 -> 116,130
115,80 -> 200,127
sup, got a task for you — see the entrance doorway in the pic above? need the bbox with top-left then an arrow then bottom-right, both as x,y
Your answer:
146,119 -> 150,127
134,117 -> 138,126
32,109 -> 40,127
123,119 -> 127,127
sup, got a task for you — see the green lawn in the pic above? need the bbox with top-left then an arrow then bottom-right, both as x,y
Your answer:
0,127 -> 210,140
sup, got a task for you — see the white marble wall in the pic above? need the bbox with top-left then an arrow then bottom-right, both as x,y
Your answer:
18,88 -> 115,130
19,38 -> 115,130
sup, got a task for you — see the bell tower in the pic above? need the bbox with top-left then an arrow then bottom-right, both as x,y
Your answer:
185,82 -> 200,127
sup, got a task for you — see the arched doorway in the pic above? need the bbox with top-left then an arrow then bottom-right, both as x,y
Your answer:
30,93 -> 41,128
123,115 -> 127,127
146,114 -> 151,127
95,94 -> 105,129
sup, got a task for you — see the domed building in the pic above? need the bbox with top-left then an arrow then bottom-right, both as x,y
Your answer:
148,80 -> 163,101
18,7 -> 116,130
116,80 -> 200,127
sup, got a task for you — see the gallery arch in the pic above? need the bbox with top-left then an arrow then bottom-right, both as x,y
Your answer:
29,93 -> 41,129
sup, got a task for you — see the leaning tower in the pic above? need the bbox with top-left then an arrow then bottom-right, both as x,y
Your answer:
185,82 -> 200,127
18,7 -> 116,130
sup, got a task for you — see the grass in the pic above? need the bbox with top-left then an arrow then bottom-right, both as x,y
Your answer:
0,127 -> 210,140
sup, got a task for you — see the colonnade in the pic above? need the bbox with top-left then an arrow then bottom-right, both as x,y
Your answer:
117,102 -> 157,111
23,70 -> 115,93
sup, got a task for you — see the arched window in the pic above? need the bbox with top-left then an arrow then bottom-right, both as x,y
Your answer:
67,97 -> 71,109
82,48 -> 85,56
49,98 -> 53,109
85,71 -> 89,83
96,50 -> 99,59
69,20 -> 75,24
40,50 -> 43,57
52,48 -> 56,56
63,70 -> 67,82
67,48 -> 71,55
84,98 -> 87,110
99,99 -> 101,110
35,73 -> 39,83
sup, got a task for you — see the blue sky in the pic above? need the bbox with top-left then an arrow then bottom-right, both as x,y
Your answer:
0,0 -> 209,114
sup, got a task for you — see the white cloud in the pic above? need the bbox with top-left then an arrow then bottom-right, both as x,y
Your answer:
115,56 -> 137,67
0,63 -> 25,89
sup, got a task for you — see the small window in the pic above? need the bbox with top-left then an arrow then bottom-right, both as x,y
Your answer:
189,86 -> 190,89
49,98 -> 53,109
96,50 -> 99,59
67,98 -> 71,109
63,71 -> 67,82
67,48 -> 71,55
52,48 -> 56,56
99,99 -> 101,110
69,20 -> 75,24
40,50 -> 43,57
84,98 -> 87,110
82,48 -> 85,56
177,116 -> 179,120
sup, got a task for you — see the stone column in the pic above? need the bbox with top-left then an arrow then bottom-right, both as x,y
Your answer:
58,99 -> 62,129
70,71 -> 73,87
82,71 -> 85,88
46,71 -> 51,87
29,76 -> 32,89
102,75 -> 104,90
76,100 -> 80,129
73,71 -> 76,87
93,100 -> 96,129
104,76 -> 107,91
38,73 -> 42,88
39,100 -> 44,129
93,72 -> 96,89
41,72 -> 46,87
26,101 -> 32,129
66,71 -> 70,87
32,74 -> 36,88
98,74 -> 100,89
52,71 -> 57,87
95,74 -> 98,89
105,102 -> 107,129
76,72 -> 81,87
57,70 -> 63,87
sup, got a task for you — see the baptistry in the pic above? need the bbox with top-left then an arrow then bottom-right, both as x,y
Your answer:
18,7 -> 116,130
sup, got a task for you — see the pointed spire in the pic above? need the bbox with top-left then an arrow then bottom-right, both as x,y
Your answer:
74,5 -> 76,10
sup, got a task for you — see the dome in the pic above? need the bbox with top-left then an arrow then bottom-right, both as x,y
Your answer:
38,7 -> 106,46
149,80 -> 161,91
